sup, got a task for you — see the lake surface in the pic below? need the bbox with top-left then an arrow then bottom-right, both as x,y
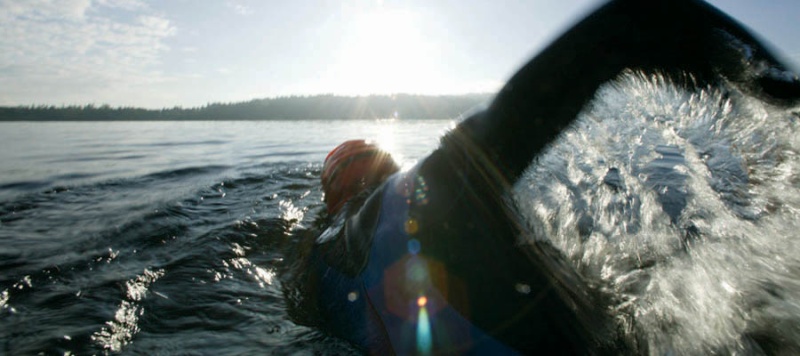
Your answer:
0,120 -> 452,201
0,119 -> 453,355
1,74 -> 799,355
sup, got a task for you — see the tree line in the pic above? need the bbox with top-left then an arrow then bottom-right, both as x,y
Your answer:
0,94 -> 493,121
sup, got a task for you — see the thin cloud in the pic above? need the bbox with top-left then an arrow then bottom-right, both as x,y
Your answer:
225,1 -> 252,16
95,0 -> 147,11
0,0 -> 174,106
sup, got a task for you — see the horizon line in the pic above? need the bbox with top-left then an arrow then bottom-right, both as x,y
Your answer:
1,92 -> 497,111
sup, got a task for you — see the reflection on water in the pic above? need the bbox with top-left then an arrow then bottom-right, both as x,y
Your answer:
0,119 -> 451,355
0,120 -> 453,201
92,268 -> 165,352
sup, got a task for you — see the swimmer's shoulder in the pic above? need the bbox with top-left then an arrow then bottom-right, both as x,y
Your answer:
315,181 -> 389,276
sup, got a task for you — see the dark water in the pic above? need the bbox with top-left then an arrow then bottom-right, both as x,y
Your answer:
0,120 -> 450,355
2,74 -> 800,355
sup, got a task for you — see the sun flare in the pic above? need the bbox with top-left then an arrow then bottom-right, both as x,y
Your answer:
374,119 -> 412,168
332,7 -> 441,95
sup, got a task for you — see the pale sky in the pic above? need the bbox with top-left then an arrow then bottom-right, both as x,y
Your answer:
1,0 -> 798,109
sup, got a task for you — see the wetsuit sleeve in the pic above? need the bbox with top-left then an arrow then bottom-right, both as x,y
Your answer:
341,185 -> 385,275
439,0 -> 799,186
316,184 -> 387,277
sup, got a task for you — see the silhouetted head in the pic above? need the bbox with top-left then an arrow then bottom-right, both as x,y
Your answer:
321,140 -> 399,215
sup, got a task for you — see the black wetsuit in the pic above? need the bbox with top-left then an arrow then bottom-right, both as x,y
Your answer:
286,0 -> 800,354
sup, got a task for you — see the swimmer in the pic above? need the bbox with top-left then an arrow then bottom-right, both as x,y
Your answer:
282,0 -> 800,354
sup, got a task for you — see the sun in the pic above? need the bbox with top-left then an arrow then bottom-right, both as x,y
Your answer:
331,7 -> 441,95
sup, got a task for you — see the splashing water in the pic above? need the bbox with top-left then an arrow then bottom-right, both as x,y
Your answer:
515,71 -> 800,354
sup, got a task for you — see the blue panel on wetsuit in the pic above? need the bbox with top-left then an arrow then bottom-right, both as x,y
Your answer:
362,168 -> 519,355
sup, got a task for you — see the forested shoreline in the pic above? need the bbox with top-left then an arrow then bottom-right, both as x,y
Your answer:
0,93 -> 492,121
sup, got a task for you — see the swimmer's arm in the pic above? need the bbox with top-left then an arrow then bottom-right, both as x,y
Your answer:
340,186 -> 385,275
440,0 -> 796,186
316,185 -> 385,277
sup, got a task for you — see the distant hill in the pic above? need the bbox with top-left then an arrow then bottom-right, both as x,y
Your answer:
0,93 -> 493,121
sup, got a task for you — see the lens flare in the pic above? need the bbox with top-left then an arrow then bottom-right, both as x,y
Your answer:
404,218 -> 419,235
416,296 -> 432,355
407,238 -> 421,254
414,175 -> 429,205
417,296 -> 427,307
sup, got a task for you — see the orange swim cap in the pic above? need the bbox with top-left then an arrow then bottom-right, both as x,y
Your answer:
321,140 -> 399,215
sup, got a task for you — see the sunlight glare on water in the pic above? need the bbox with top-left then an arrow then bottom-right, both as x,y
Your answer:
0,119 -> 452,355
92,268 -> 165,352
279,199 -> 305,230
375,119 -> 404,165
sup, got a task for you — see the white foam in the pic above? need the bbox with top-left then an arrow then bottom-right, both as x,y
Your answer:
515,71 -> 800,353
